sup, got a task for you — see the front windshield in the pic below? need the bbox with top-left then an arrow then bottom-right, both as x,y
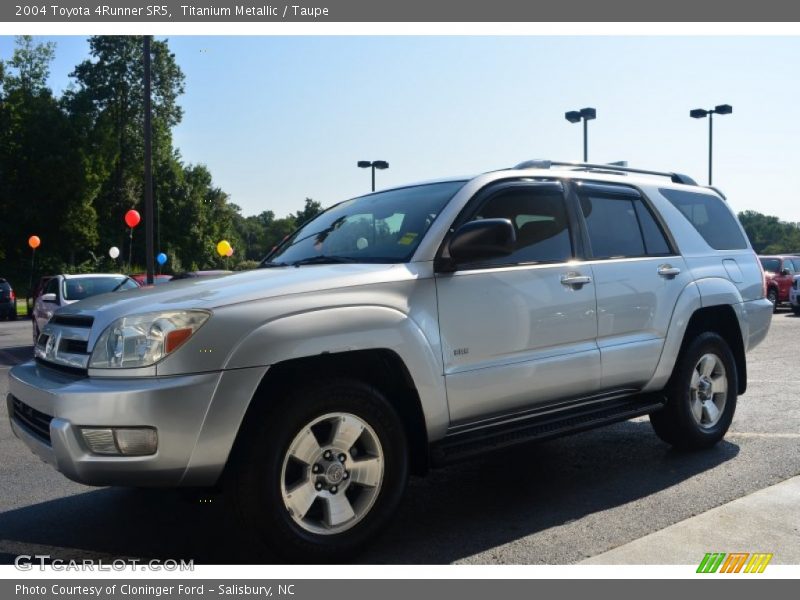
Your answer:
264,181 -> 466,265
62,276 -> 133,300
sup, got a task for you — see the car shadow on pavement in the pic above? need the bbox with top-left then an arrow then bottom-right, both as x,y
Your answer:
0,420 -> 739,565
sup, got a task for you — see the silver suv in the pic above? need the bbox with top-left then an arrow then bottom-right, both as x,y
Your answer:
8,160 -> 772,560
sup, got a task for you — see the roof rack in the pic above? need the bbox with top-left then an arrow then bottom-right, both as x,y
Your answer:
512,159 -> 697,186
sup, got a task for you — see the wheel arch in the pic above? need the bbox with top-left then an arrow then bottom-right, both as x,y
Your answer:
228,349 -> 432,477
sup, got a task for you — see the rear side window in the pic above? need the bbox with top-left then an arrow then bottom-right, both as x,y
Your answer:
577,186 -> 672,259
760,258 -> 780,273
581,195 -> 644,258
659,188 -> 747,250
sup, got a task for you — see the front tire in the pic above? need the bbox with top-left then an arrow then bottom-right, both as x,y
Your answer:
650,332 -> 737,450
230,378 -> 409,562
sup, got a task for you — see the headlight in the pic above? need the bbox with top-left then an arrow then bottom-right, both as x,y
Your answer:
89,310 -> 210,369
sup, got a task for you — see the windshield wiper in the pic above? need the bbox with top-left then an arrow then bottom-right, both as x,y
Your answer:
291,256 -> 358,267
259,261 -> 291,268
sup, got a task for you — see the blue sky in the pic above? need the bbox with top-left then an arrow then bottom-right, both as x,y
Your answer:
2,36 -> 799,221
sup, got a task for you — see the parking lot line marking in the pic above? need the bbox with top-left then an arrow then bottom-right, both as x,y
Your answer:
727,431 -> 800,438
0,539 -> 137,561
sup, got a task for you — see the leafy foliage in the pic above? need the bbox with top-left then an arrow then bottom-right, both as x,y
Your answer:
738,210 -> 800,254
0,36 -> 323,294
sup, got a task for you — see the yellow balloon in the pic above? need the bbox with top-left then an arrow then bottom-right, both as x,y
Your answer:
216,240 -> 232,256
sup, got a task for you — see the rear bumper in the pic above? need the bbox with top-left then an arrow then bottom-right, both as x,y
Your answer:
743,298 -> 773,351
8,360 -> 267,487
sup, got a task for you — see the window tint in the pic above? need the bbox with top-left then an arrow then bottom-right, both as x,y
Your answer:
659,188 -> 747,250
633,201 -> 671,255
580,195 -> 645,258
469,187 -> 572,265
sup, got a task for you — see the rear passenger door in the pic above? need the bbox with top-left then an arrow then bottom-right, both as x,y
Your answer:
574,182 -> 692,391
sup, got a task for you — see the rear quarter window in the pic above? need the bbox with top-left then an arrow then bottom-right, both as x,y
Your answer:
659,188 -> 747,250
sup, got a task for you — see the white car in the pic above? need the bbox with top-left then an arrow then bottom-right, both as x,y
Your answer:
790,274 -> 800,315
32,274 -> 139,343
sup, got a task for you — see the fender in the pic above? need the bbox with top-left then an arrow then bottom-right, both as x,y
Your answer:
224,305 -> 450,441
643,277 -> 746,393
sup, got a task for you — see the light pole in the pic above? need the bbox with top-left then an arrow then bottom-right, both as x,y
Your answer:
690,104 -> 732,185
565,107 -> 596,162
357,160 -> 389,192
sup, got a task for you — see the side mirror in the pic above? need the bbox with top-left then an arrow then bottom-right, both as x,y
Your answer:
448,218 -> 516,263
781,269 -> 791,277
41,293 -> 57,304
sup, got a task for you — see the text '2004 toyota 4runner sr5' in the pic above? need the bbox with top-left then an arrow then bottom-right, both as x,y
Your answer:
8,160 -> 772,560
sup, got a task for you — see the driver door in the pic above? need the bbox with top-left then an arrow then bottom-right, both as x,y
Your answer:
435,182 -> 600,425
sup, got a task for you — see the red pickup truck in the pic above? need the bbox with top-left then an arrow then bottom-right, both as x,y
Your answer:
759,255 -> 800,310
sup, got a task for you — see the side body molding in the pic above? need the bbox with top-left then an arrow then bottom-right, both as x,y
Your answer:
224,305 -> 450,441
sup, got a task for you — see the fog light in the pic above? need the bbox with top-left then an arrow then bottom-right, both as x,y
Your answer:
80,428 -> 118,454
80,427 -> 158,456
114,428 -> 158,456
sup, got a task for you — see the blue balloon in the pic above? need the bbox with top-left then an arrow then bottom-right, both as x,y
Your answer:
156,252 -> 167,265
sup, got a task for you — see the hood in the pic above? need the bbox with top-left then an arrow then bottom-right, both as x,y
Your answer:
56,263 -> 421,323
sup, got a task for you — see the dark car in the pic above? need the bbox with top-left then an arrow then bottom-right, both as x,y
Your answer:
759,255 -> 800,310
0,278 -> 17,320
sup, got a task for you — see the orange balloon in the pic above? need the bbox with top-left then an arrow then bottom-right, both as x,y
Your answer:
28,235 -> 41,249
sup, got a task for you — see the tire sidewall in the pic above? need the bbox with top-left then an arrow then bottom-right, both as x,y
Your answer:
233,379 -> 408,561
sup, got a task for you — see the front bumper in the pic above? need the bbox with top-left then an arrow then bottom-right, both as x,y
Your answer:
8,360 -> 268,487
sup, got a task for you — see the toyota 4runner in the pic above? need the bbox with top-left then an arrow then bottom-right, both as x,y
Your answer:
8,160 -> 773,560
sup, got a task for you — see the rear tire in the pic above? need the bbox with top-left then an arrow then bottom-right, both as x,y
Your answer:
792,305 -> 800,316
229,378 -> 409,562
650,332 -> 737,450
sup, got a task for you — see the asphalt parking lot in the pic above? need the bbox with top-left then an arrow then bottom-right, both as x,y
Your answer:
0,312 -> 798,565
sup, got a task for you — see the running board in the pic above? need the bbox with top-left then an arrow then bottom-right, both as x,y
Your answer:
430,394 -> 666,467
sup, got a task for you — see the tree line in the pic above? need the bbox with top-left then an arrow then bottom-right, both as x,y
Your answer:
0,36 -> 322,294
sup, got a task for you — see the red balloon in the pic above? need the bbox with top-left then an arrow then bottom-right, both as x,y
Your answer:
125,209 -> 141,228
28,235 -> 41,249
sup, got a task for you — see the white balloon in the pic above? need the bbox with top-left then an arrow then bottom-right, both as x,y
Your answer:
109,246 -> 120,259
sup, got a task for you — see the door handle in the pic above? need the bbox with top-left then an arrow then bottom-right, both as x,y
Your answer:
658,264 -> 681,278
561,273 -> 592,288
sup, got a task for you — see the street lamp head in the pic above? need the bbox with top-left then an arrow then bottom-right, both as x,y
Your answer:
580,107 -> 597,120
565,110 -> 582,124
357,161 -> 371,168
690,108 -> 709,119
714,104 -> 733,115
373,160 -> 389,170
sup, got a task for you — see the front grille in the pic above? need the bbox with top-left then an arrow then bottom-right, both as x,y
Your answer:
10,395 -> 53,444
51,314 -> 94,328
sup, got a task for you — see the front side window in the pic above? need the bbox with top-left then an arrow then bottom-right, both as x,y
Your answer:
782,260 -> 796,275
465,186 -> 573,266
265,181 -> 465,265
